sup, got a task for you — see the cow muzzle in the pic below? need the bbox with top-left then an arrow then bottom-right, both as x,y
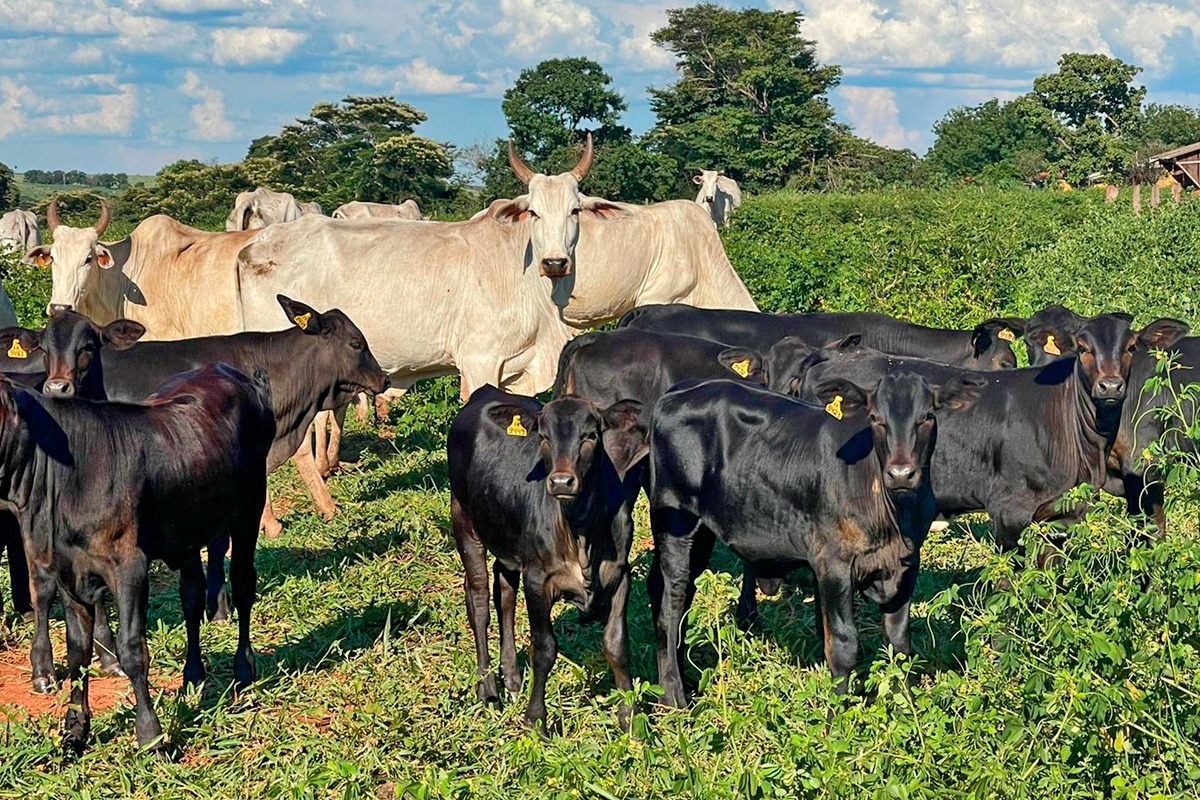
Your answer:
43,378 -> 76,397
546,471 -> 579,500
47,303 -> 73,315
1093,376 -> 1126,403
540,257 -> 572,278
883,462 -> 921,494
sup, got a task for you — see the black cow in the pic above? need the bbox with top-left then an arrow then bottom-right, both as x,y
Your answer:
0,364 -> 274,754
647,372 -> 981,704
1021,304 -> 1194,531
619,304 -> 1025,371
447,386 -> 649,729
12,297 -> 388,693
792,313 -> 1189,552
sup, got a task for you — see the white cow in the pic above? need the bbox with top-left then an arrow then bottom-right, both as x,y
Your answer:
299,201 -> 325,216
332,200 -> 422,220
226,187 -> 304,231
693,170 -> 742,227
0,209 -> 39,252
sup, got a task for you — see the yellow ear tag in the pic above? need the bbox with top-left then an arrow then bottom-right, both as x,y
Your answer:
293,312 -> 312,330
506,415 -> 528,437
731,358 -> 751,378
997,328 -> 1016,342
7,339 -> 27,359
825,395 -> 844,420
1044,334 -> 1061,356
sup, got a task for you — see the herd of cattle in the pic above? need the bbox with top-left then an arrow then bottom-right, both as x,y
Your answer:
0,143 -> 1192,754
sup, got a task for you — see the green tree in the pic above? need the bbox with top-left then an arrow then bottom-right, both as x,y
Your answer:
1033,53 -> 1145,136
648,4 -> 842,190
503,58 -> 629,160
821,133 -> 931,191
1138,103 -> 1200,148
926,96 -> 1058,182
0,162 -> 18,210
247,96 -> 458,210
118,160 -> 252,230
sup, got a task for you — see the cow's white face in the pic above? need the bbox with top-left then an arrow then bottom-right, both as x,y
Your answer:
26,224 -> 115,314
694,170 -> 721,205
523,173 -> 584,278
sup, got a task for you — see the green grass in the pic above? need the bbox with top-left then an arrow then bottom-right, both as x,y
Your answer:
13,175 -> 156,206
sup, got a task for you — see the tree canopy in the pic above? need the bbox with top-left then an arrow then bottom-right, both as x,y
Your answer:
0,163 -> 18,211
648,4 -> 842,191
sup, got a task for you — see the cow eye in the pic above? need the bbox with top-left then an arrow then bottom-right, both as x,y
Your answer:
350,339 -> 364,351
570,208 -> 581,216
527,210 -> 541,220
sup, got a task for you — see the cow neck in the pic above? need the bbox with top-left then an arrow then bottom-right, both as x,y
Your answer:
1067,363 -> 1116,487
549,456 -> 621,570
255,329 -> 337,443
85,236 -> 135,325
0,392 -> 56,524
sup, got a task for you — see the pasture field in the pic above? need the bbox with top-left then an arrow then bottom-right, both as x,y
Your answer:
13,176 -> 157,206
1,189 -> 1199,798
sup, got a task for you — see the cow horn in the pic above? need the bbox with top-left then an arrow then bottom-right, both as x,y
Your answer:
94,200 -> 110,236
507,139 -> 535,185
570,133 -> 594,182
47,198 -> 60,232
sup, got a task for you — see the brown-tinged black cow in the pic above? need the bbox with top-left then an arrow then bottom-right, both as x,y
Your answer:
11,297 -> 387,694
619,304 -> 1026,371
792,313 -> 1188,553
647,372 -> 981,704
447,386 -> 649,730
1021,304 -> 1194,532
0,364 -> 274,755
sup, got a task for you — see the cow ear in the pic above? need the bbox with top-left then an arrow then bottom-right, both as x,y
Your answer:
490,197 -> 530,225
934,374 -> 987,411
94,245 -> 116,269
825,333 -> 862,349
487,403 -> 539,438
101,319 -> 146,350
812,378 -> 869,418
1026,327 -> 1069,357
581,196 -> 628,220
600,399 -> 649,479
972,318 -> 1025,355
1137,318 -> 1190,350
277,295 -> 326,335
1111,312 -> 1135,323
23,245 -> 52,268
692,175 -> 704,185
0,327 -> 41,359
717,348 -> 764,382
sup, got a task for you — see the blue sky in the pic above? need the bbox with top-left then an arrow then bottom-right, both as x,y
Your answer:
2,0 -> 1199,174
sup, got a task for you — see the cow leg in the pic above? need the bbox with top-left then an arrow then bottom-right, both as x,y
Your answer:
879,563 -> 918,661
647,508 -> 710,709
113,559 -> 163,752
229,518 -> 260,689
313,411 -> 331,478
61,597 -> 95,757
1,514 -> 30,617
28,562 -> 58,693
451,495 -> 496,703
206,535 -> 231,622
260,491 -> 284,540
291,440 -> 337,522
180,550 -> 207,688
522,577 -> 557,730
459,360 -> 502,403
602,568 -> 634,731
93,598 -> 125,677
324,404 -> 347,476
815,563 -> 857,694
493,561 -> 521,700
353,392 -> 370,423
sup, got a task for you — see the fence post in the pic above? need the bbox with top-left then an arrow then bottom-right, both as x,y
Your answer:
1105,185 -> 1118,203
1133,183 -> 1142,215
1172,183 -> 1182,204
1151,183 -> 1161,209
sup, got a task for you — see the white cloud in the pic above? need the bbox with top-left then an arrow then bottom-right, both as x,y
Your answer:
42,82 -> 138,137
180,70 -> 236,141
0,0 -> 110,35
838,86 -> 923,149
110,9 -> 201,55
395,59 -> 480,95
68,44 -> 106,65
494,0 -> 608,56
211,26 -> 307,65
128,0 -> 250,11
0,78 -> 32,139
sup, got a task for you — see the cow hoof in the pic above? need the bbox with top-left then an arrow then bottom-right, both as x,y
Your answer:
100,660 -> 127,678
207,590 -> 231,623
183,666 -> 206,690
32,676 -> 56,694
19,611 -> 34,623
261,519 -> 284,540
62,733 -> 88,759
476,674 -> 500,704
317,507 -> 337,523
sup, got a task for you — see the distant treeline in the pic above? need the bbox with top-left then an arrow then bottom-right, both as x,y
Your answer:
23,170 -> 131,190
